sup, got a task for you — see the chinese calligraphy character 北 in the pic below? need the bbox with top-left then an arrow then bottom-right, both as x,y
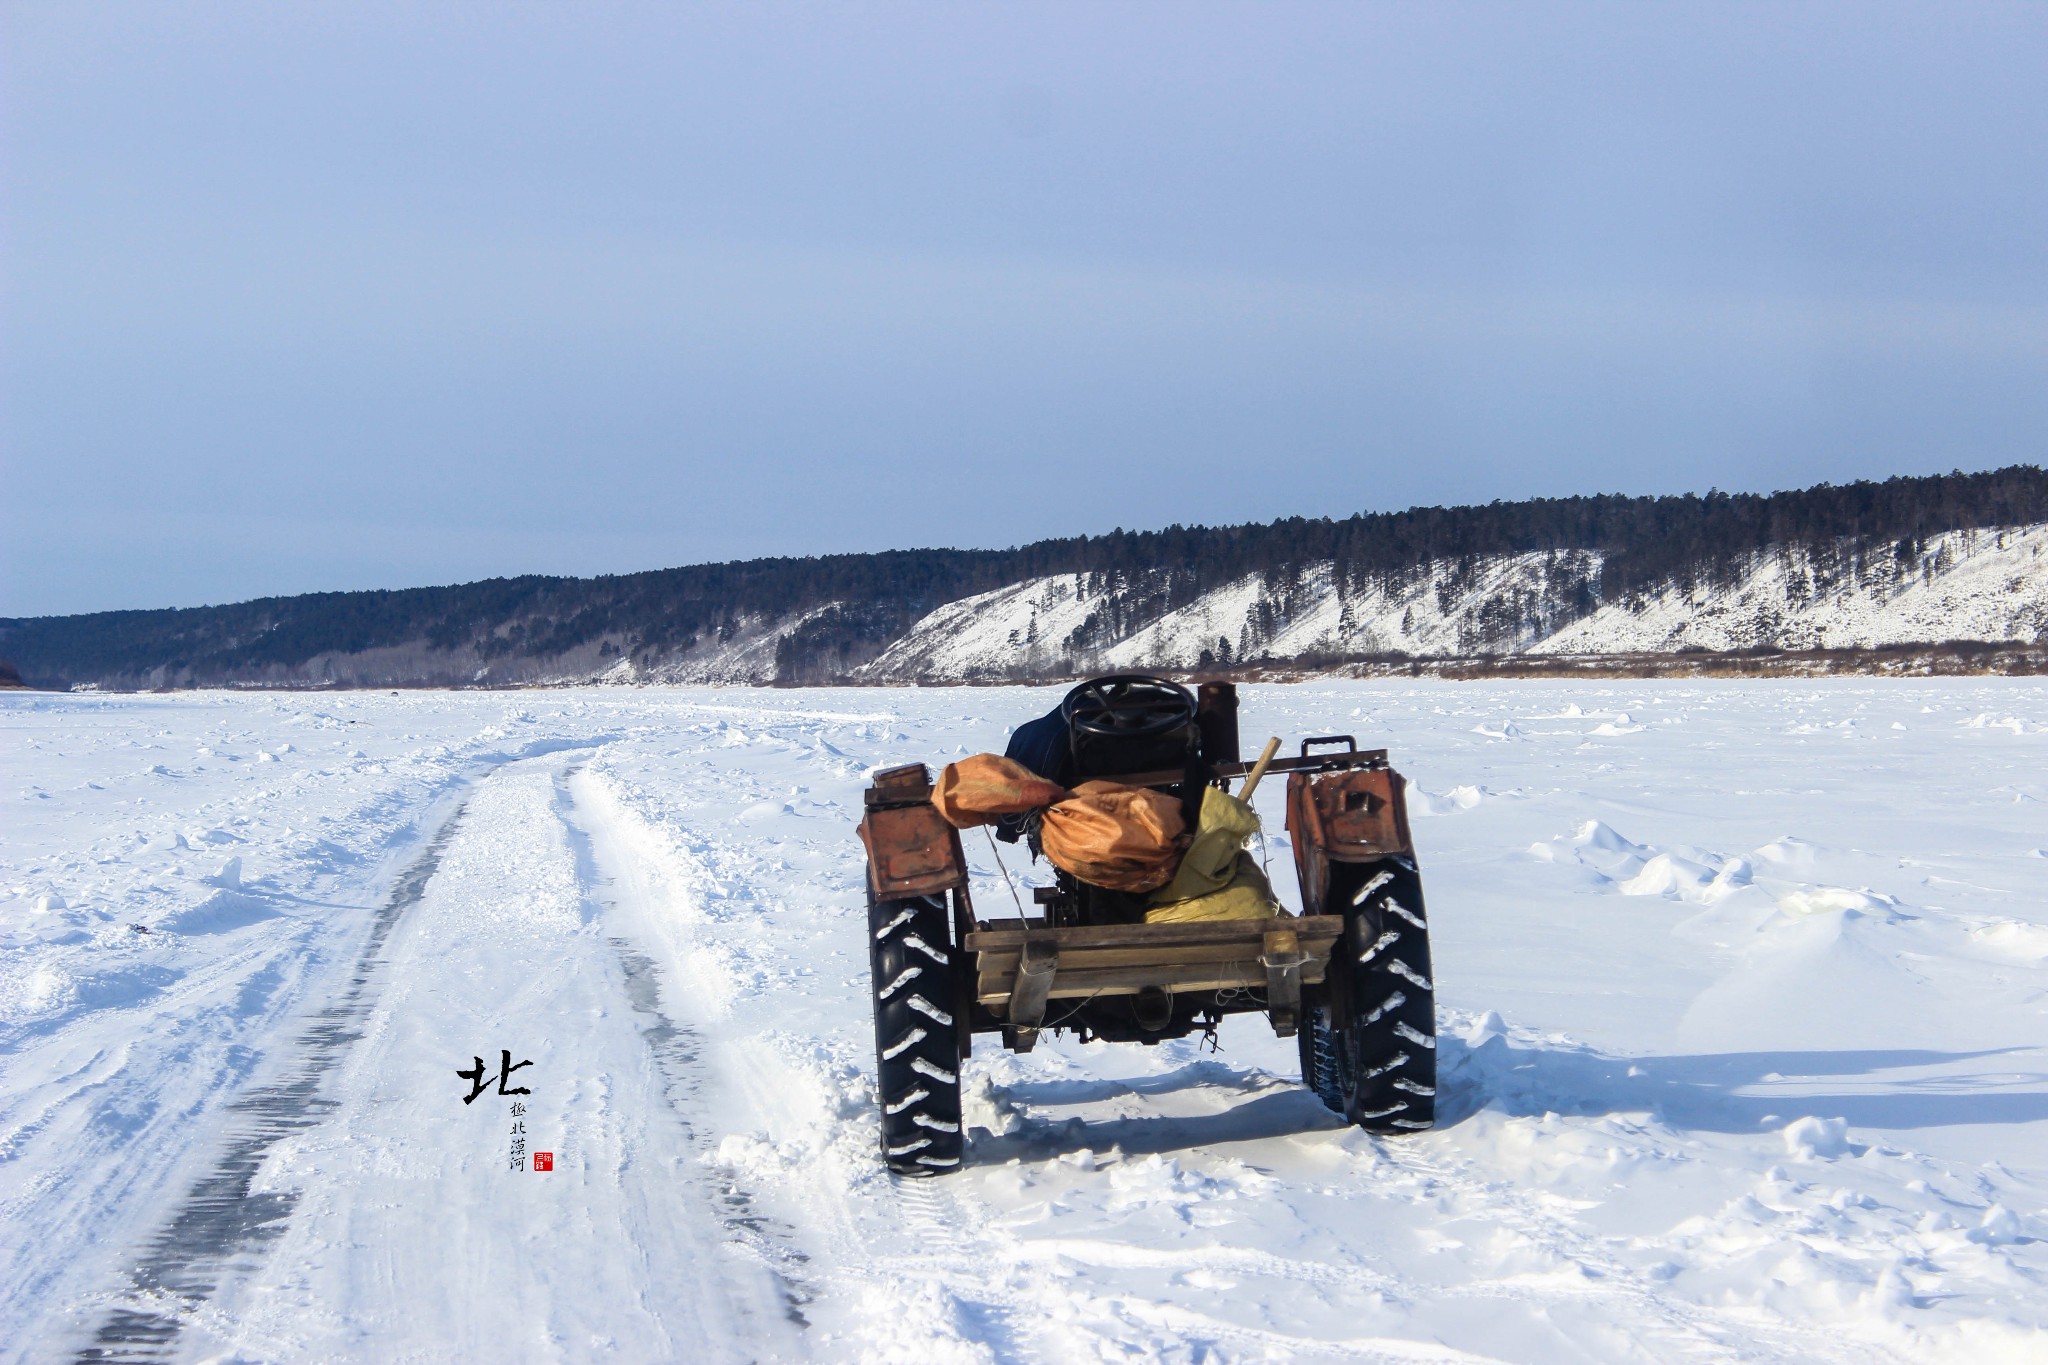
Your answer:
457,1049 -> 534,1105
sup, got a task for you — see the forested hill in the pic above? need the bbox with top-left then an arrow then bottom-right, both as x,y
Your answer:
6,466 -> 2046,689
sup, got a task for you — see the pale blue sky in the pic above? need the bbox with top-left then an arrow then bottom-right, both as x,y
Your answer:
4,2 -> 2045,615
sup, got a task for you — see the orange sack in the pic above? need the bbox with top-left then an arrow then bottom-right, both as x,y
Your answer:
1040,781 -> 1190,893
930,754 -> 1071,828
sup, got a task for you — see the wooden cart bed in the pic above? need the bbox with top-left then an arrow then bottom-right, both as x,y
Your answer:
965,915 -> 1344,1028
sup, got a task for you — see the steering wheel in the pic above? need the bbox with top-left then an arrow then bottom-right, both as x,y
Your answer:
1061,674 -> 1197,743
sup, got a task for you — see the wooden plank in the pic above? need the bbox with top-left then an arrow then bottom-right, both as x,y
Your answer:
971,916 -> 1347,1013
966,915 -> 1342,954
975,938 -> 1335,974
978,959 -> 1328,1004
967,917 -> 1341,952
977,969 -> 1011,1006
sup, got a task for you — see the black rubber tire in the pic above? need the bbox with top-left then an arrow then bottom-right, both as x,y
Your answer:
1300,856 -> 1436,1133
868,894 -> 966,1175
1299,985 -> 1347,1113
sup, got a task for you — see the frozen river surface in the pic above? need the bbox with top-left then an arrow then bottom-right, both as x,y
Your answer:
3,680 -> 2045,1363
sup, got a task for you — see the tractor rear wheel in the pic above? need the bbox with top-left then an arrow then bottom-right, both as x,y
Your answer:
1300,857 -> 1436,1133
868,893 -> 966,1175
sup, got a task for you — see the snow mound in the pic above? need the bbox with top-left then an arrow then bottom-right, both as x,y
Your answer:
1754,836 -> 1821,869
1775,886 -> 1903,921
1409,782 -> 1488,815
1970,1205 -> 2028,1247
1782,1115 -> 1854,1160
1968,920 -> 2048,964
1963,714 -> 2035,733
1618,852 -> 1752,902
1550,820 -> 1750,903
161,889 -> 283,935
1574,819 -> 1645,857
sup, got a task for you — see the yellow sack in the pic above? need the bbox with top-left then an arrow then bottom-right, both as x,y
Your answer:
1145,855 -> 1283,923
1145,785 -> 1282,923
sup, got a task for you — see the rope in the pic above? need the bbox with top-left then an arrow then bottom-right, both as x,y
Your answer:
982,827 -> 1031,930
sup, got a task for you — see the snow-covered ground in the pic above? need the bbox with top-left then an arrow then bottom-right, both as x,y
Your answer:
4,681 -> 2045,1363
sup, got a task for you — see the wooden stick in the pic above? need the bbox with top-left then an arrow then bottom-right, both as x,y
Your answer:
1237,737 -> 1282,801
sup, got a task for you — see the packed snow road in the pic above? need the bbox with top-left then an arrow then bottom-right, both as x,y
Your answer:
3,681 -> 2045,1363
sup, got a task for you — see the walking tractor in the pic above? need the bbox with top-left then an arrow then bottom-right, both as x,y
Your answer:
857,676 -> 1437,1175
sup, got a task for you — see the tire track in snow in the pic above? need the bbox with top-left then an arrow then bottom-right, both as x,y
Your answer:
74,798 -> 470,1363
554,766 -> 816,1330
610,942 -> 817,1326
139,755 -> 803,1361
563,754 -> 1047,1363
883,1178 -> 1047,1365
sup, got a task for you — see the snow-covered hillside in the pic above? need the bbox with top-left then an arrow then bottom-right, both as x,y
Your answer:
5,681 -> 2046,1362
12,470 -> 2046,691
863,524 -> 2048,680
1536,524 -> 2048,655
